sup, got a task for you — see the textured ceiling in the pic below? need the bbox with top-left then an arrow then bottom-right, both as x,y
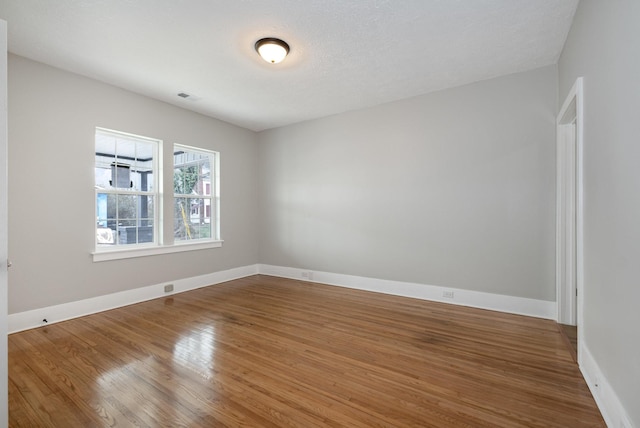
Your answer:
0,0 -> 578,131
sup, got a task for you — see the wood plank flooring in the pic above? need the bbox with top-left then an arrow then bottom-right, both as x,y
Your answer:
559,324 -> 578,363
9,275 -> 605,427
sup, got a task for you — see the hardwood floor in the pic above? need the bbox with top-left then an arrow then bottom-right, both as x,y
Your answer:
559,324 -> 578,363
9,275 -> 604,427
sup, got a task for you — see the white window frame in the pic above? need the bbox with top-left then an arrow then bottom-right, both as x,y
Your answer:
92,129 -> 223,262
94,128 -> 160,251
173,144 -> 220,244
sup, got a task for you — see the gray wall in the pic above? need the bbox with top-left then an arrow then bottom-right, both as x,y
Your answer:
8,55 -> 259,314
258,66 -> 557,301
558,1 -> 640,425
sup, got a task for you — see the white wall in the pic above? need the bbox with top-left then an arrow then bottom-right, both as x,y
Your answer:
7,55 -> 259,314
559,2 -> 640,426
258,66 -> 557,301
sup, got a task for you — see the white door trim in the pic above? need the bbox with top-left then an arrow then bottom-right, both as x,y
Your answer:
0,19 -> 8,428
556,77 -> 584,358
556,123 -> 576,324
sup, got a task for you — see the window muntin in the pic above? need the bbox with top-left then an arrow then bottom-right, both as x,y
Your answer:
173,146 -> 218,242
95,128 -> 159,248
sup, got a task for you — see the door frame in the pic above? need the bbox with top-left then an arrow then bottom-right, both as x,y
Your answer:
556,122 -> 576,324
556,77 -> 584,360
0,18 -> 8,428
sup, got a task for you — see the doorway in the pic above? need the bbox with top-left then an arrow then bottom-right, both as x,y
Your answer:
556,77 -> 584,363
0,19 -> 8,427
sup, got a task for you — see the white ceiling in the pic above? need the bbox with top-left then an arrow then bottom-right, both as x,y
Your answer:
0,0 -> 578,132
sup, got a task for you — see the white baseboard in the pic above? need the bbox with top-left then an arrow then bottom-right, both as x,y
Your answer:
8,263 -> 555,334
8,264 -> 259,333
257,264 -> 556,319
579,344 -> 635,428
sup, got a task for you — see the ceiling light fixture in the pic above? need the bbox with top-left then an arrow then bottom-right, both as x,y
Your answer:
255,38 -> 290,64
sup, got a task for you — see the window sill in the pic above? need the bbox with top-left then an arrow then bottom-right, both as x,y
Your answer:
92,240 -> 223,262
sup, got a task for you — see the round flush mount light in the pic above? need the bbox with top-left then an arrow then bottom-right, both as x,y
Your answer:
255,37 -> 290,64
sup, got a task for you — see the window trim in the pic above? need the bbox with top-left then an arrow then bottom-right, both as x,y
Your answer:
173,144 -> 220,243
92,239 -> 223,262
93,129 -> 223,262
95,127 -> 161,250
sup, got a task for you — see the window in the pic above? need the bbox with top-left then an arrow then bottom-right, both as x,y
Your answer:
94,128 -> 221,261
95,128 -> 158,247
173,145 -> 219,242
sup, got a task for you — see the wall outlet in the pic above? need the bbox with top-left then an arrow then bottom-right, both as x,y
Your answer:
164,284 -> 174,293
443,291 -> 454,299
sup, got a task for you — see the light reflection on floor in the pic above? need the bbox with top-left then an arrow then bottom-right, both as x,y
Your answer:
173,325 -> 217,380
93,325 -> 219,424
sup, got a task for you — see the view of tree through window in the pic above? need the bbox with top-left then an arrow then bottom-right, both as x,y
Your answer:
173,146 -> 217,241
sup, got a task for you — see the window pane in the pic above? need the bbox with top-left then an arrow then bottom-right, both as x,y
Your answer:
95,128 -> 160,249
96,226 -> 115,245
95,133 -> 155,191
192,222 -> 211,240
95,132 -> 156,191
174,146 -> 217,242
117,194 -> 137,219
173,166 -> 185,194
96,192 -> 115,245
116,220 -> 135,245
95,134 -> 116,189
174,197 -> 191,240
106,194 -> 117,220
132,141 -> 155,192
174,196 -> 212,241
173,165 -> 198,195
96,193 -> 109,227
114,221 -> 154,245
143,195 -> 154,223
96,193 -> 156,245
173,150 -> 211,196
195,157 -> 210,197
95,165 -> 112,189
138,221 -> 154,244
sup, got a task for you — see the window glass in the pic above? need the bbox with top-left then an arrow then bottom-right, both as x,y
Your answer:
173,146 -> 218,242
95,128 -> 158,248
95,128 -> 220,256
